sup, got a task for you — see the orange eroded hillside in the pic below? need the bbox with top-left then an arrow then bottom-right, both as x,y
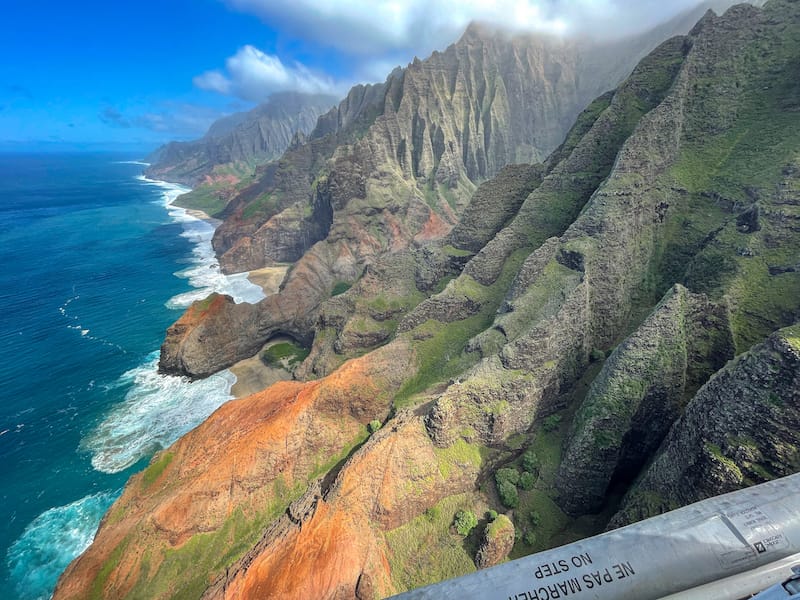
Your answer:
207,414 -> 481,599
53,340 -> 412,600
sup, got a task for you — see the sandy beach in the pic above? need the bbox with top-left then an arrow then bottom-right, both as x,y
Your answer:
246,265 -> 288,296
230,265 -> 290,399
229,353 -> 290,397
184,208 -> 219,224
229,334 -> 298,397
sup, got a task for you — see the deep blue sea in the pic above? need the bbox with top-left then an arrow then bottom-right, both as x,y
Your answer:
0,153 -> 264,600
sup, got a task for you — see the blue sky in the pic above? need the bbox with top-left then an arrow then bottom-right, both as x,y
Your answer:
0,0 -> 713,152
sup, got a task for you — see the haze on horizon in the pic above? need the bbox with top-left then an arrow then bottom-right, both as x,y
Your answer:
0,0 -> 753,151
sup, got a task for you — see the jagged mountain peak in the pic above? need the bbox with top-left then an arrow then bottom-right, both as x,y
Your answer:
206,8 -> 711,280
204,92 -> 337,140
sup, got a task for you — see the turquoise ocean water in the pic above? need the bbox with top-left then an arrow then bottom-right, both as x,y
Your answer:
0,153 -> 263,599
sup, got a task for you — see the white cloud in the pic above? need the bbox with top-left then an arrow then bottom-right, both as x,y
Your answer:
100,102 -> 227,138
225,0 -> 708,57
193,71 -> 231,96
225,0 -> 555,57
194,45 -> 341,102
199,0 -> 748,102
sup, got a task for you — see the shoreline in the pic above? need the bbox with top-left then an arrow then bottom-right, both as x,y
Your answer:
138,173 -> 214,221
143,173 -> 289,399
4,158 -> 244,600
245,265 -> 289,298
229,267 -> 290,397
185,207 -> 216,222
141,174 -> 287,300
141,175 -> 266,304
229,353 -> 290,397
82,171 -> 249,475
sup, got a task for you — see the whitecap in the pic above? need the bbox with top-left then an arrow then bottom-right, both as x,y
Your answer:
80,175 -> 261,473
81,352 -> 235,474
6,491 -> 119,600
58,295 -> 79,320
137,176 -> 265,306
60,296 -> 125,350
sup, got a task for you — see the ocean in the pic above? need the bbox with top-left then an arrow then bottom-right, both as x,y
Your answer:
0,153 -> 263,599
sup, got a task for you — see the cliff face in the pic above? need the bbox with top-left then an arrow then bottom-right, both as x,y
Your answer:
159,13 -> 716,379
209,1 -> 741,274
209,31 -> 614,270
611,325 -> 800,527
54,342 -> 414,600
555,285 -> 734,515
58,1 -> 800,598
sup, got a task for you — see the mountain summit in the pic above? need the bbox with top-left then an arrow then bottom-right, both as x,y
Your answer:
156,7 -> 723,380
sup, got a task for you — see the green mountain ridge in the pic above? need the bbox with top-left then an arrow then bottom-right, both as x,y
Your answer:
157,4 -> 742,380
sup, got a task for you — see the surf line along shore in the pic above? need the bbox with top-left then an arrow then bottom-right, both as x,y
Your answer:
180,207 -> 289,301
143,175 -> 292,399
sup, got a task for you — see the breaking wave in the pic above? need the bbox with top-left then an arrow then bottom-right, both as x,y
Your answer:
6,491 -> 118,600
137,176 -> 265,307
81,352 -> 235,473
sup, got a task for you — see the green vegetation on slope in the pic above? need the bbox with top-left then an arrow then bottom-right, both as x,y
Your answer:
782,324 -> 800,352
544,91 -> 614,170
173,161 -> 257,217
261,340 -> 311,369
241,191 -> 282,221
141,452 -> 173,488
395,249 -> 529,407
666,6 -> 800,352
386,493 -> 483,592
92,427 -> 370,600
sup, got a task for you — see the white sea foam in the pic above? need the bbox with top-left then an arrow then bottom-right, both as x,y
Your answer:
59,295 -> 125,352
82,352 -> 235,473
6,491 -> 118,600
82,176 -> 258,473
137,175 -> 266,307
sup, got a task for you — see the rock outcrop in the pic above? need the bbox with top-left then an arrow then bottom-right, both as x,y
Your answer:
555,285 -> 734,515
611,324 -> 800,527
159,293 -> 263,379
475,514 -> 515,569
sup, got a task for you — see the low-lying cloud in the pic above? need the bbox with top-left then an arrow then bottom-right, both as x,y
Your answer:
200,0 -> 749,103
225,0 -> 708,56
99,103 -> 226,138
194,45 -> 341,102
99,106 -> 131,128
